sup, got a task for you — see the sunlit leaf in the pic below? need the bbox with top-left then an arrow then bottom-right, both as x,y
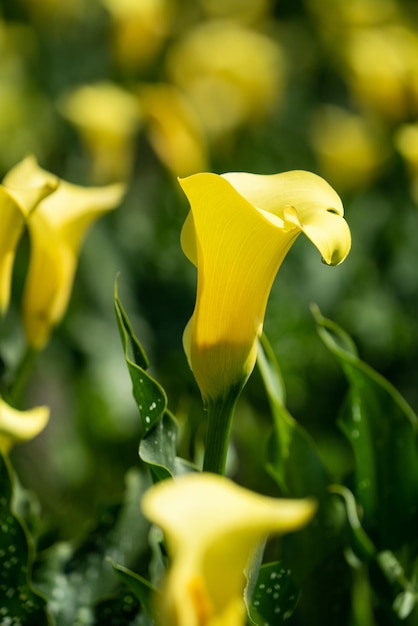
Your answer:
114,280 -> 192,479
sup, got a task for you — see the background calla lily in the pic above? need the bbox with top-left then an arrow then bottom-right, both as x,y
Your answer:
0,395 -> 49,454
0,156 -> 58,315
179,171 -> 351,401
6,156 -> 126,349
142,472 -> 316,626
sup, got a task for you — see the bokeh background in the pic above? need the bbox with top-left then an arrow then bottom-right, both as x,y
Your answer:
1,0 -> 418,539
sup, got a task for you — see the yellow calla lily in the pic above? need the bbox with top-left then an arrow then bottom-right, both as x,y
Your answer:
0,156 -> 58,315
58,82 -> 141,182
0,395 -> 49,454
179,171 -> 351,402
166,20 -> 284,140
142,472 -> 316,626
5,155 -> 126,349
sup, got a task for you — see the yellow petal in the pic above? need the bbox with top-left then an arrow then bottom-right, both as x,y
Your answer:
0,396 -> 49,454
179,171 -> 350,401
142,473 -> 316,626
3,154 -> 58,214
222,170 -> 351,264
0,156 -> 58,315
21,159 -> 126,348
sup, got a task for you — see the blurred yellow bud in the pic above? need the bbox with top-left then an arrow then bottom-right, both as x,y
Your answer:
58,82 -> 141,183
343,25 -> 418,121
100,0 -> 172,71
138,83 -> 208,177
395,122 -> 418,203
0,395 -> 49,454
179,170 -> 351,402
310,105 -> 388,193
142,472 -> 316,626
5,155 -> 126,349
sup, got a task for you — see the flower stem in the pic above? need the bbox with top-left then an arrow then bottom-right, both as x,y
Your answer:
202,386 -> 241,475
7,345 -> 36,406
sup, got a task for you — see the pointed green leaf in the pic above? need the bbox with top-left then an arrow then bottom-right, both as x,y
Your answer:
313,306 -> 418,549
115,285 -> 166,436
114,281 -> 193,479
0,453 -> 50,625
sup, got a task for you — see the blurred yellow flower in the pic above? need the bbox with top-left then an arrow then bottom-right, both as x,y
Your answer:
166,20 -> 284,140
142,472 -> 316,626
309,105 -> 388,193
0,395 -> 49,454
343,25 -> 418,121
58,82 -> 141,183
5,155 -> 126,349
179,171 -> 351,402
395,122 -> 418,203
138,83 -> 208,177
0,158 -> 57,315
100,0 -> 172,71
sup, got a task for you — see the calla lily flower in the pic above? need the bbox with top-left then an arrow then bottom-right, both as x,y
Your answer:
0,157 -> 57,315
166,20 -> 284,140
0,395 -> 49,454
58,82 -> 141,182
142,472 -> 316,626
5,155 -> 126,349
179,171 -> 351,402
309,104 -> 388,192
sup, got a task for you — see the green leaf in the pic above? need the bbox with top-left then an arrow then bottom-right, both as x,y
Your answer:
0,453 -> 50,625
114,280 -> 192,479
248,561 -> 299,625
109,560 -> 156,617
257,334 -> 351,625
257,334 -> 330,498
313,306 -> 418,550
93,590 -> 142,626
114,283 -> 166,436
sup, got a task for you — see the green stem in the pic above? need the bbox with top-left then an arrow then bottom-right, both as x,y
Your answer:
7,345 -> 37,406
202,386 -> 241,475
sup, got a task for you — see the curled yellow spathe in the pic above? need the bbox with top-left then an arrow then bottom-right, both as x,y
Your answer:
0,395 -> 50,454
142,472 -> 316,626
0,156 -> 58,315
179,170 -> 351,402
5,155 -> 126,349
